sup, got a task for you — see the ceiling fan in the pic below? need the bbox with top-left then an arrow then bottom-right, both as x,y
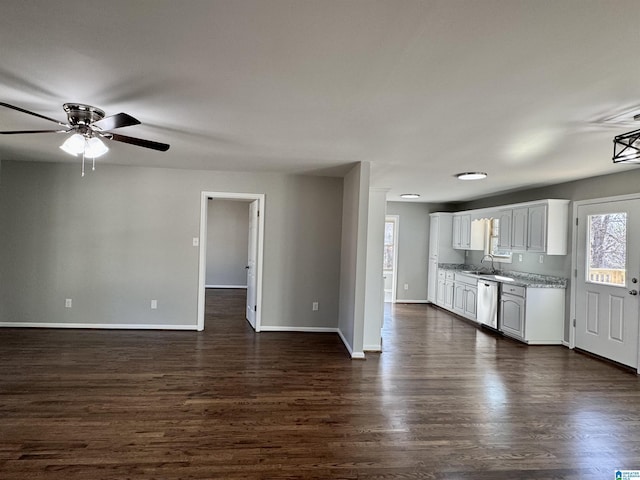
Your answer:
0,102 -> 170,175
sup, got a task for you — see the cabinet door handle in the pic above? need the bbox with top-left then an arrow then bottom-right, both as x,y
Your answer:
630,290 -> 638,296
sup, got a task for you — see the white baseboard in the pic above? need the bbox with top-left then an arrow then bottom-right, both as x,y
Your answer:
206,285 -> 247,289
363,344 -> 382,352
259,326 -> 338,333
0,322 -> 198,331
395,300 -> 429,304
562,340 -> 571,348
337,328 -> 365,359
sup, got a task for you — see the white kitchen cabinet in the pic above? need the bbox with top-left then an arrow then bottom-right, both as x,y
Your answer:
436,270 -> 446,306
428,214 -> 464,303
452,273 -> 478,321
452,213 -> 471,249
511,207 -> 528,251
527,204 -> 547,252
453,282 -> 466,314
465,199 -> 569,255
509,201 -> 567,254
496,209 -> 512,250
500,291 -> 525,340
427,257 -> 439,303
464,286 -> 478,319
499,284 -> 564,344
444,271 -> 455,310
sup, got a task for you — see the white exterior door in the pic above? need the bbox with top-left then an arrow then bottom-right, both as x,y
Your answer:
246,200 -> 259,330
575,199 -> 640,369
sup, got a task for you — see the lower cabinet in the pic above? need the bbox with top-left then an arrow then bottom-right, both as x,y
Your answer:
499,285 -> 564,344
452,273 -> 478,322
434,269 -> 565,345
500,292 -> 525,340
444,278 -> 454,310
437,270 -> 455,310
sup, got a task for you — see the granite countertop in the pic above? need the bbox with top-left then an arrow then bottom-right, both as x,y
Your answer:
438,263 -> 567,289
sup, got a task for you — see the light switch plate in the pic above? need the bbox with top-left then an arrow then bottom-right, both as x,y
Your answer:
192,237 -> 199,247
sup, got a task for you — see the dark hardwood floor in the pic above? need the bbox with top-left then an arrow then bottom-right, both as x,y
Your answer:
1,289 -> 639,479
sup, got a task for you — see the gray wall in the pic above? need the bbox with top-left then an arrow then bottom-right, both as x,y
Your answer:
0,160 -> 343,330
338,162 -> 370,356
386,201 -> 450,302
458,168 -> 640,341
206,199 -> 249,287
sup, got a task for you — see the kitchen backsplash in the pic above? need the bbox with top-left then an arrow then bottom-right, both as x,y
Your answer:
464,250 -> 571,278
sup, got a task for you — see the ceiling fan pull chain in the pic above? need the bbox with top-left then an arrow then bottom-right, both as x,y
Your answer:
81,140 -> 86,177
92,155 -> 96,172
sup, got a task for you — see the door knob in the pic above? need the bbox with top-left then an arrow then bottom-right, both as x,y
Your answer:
633,277 -> 638,284
630,289 -> 638,296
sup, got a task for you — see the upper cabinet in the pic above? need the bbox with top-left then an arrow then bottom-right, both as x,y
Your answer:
451,199 -> 569,256
496,209 -> 512,250
452,213 -> 485,250
506,201 -> 567,255
452,214 -> 471,249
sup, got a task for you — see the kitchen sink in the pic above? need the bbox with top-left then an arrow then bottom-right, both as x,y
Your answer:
461,270 -> 485,275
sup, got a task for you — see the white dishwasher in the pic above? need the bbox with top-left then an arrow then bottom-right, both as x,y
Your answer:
476,280 -> 498,329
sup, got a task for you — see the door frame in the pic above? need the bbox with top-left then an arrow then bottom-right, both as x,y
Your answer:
197,191 -> 265,332
570,193 -> 640,361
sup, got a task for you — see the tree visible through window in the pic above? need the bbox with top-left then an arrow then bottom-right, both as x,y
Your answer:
588,212 -> 626,286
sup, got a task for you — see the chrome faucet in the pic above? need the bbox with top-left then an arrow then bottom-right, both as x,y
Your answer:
481,254 -> 496,274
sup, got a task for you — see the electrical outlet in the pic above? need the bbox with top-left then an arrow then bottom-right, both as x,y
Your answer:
151,299 -> 158,309
192,237 -> 199,247
312,301 -> 319,311
65,298 -> 72,308
518,254 -> 523,262
539,254 -> 544,264
404,283 -> 409,290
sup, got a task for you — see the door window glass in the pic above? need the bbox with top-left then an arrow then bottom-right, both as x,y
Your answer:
383,221 -> 395,270
587,212 -> 626,286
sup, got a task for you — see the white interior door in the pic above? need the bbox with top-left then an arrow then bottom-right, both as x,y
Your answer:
246,200 -> 258,330
575,199 -> 640,369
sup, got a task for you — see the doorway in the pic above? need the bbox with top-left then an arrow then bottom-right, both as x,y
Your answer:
383,215 -> 399,303
197,192 -> 265,332
574,196 -> 640,370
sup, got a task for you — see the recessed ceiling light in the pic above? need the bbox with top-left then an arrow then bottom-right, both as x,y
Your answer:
455,172 -> 487,180
400,193 -> 421,199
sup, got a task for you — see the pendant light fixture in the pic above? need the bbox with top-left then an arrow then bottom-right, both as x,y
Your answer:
613,128 -> 640,164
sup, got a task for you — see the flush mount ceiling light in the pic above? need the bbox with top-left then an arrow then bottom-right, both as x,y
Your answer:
455,172 -> 487,180
400,193 -> 421,199
613,127 -> 640,164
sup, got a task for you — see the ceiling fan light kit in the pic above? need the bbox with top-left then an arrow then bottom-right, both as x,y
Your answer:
0,101 -> 170,177
60,133 -> 109,158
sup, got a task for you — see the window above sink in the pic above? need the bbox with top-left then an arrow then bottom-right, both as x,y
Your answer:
486,218 -> 513,264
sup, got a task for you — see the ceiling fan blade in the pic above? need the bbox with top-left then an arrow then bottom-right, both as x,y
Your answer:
92,112 -> 141,130
0,129 -> 66,134
108,133 -> 170,152
0,102 -> 68,127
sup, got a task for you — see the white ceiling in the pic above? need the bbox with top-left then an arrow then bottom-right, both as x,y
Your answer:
1,0 -> 639,202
